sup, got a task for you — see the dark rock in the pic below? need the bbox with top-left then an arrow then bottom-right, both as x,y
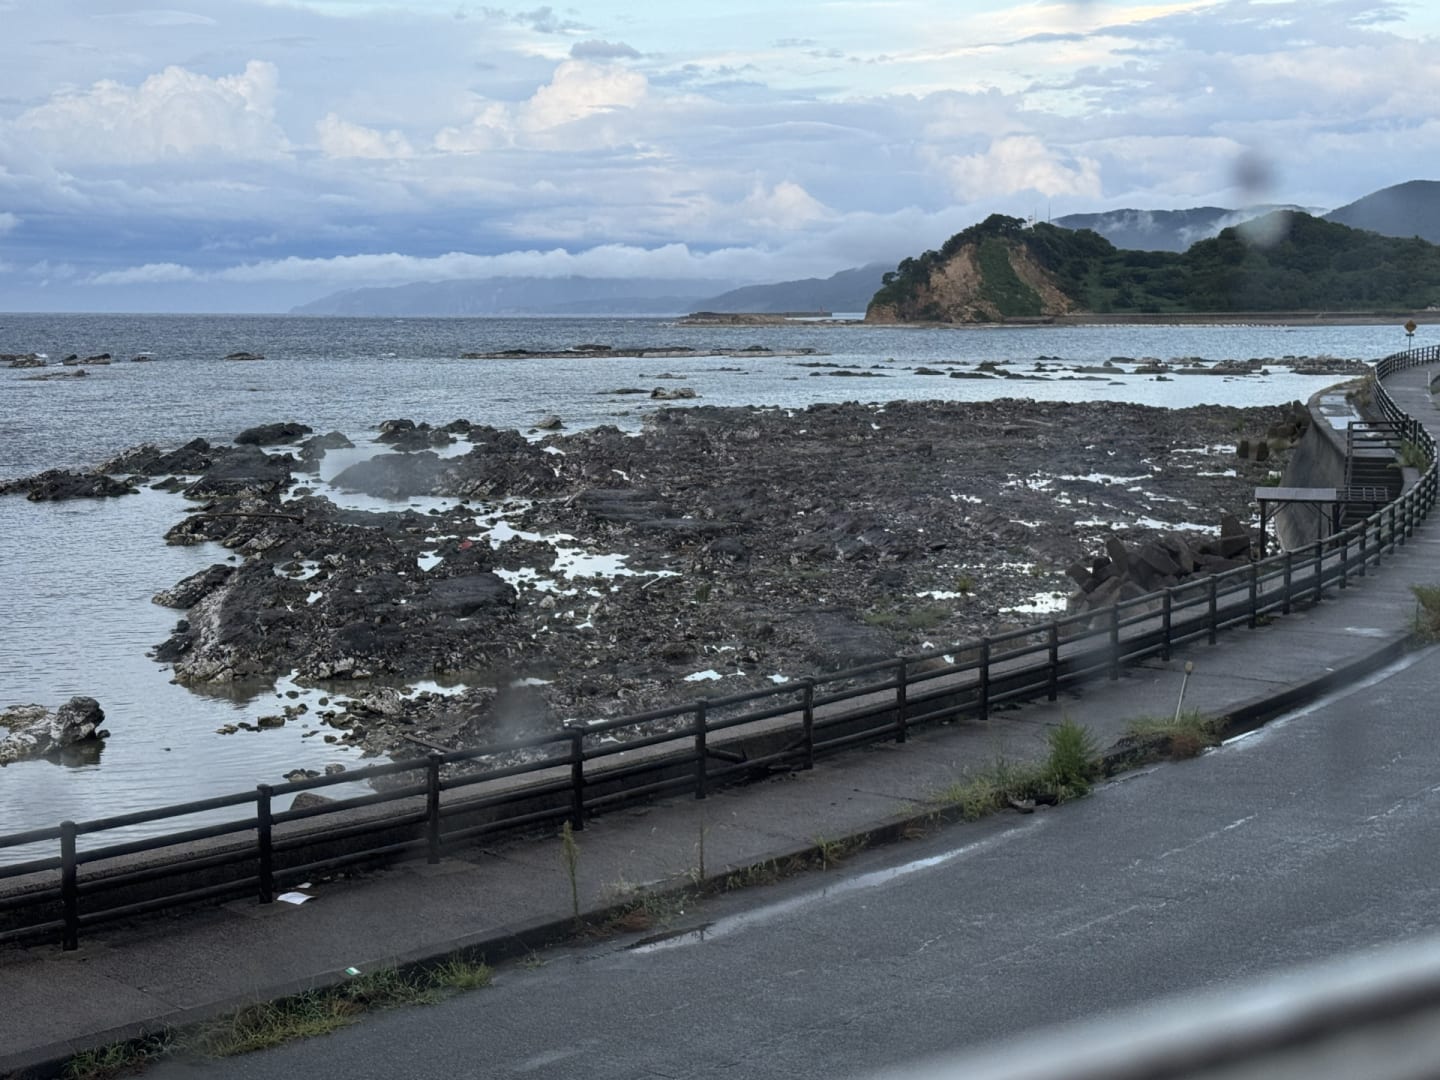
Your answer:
420,574 -> 516,617
152,563 -> 235,608
377,419 -> 453,451
101,438 -> 216,477
0,696 -> 106,765
0,469 -> 136,501
184,446 -> 292,499
330,451 -> 448,500
783,612 -> 896,671
235,422 -> 313,446
129,396 -> 1289,738
297,431 -> 354,470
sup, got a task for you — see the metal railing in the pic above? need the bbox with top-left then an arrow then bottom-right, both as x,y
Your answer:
3,345 -> 1437,950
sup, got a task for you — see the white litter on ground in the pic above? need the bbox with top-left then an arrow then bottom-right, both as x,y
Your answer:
1002,591 -> 1070,615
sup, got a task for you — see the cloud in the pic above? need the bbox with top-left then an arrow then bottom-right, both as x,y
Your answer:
81,198 -> 978,294
0,212 -> 18,235
154,244 -> 768,285
522,60 -> 648,130
482,5 -> 589,34
6,0 -> 1440,312
91,10 -> 219,28
15,60 -> 288,164
737,181 -> 831,229
316,113 -> 414,159
570,39 -> 641,61
936,135 -> 1103,200
435,60 -> 648,150
91,261 -> 199,285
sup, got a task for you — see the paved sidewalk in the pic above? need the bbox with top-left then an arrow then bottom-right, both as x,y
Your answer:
4,367 -> 1439,1078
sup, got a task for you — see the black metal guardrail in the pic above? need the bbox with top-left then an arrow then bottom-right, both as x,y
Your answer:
4,345 -> 1437,951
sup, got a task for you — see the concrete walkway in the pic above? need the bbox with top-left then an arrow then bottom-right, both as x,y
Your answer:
4,365 -> 1439,1079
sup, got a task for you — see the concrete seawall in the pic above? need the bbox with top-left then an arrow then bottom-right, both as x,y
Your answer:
1273,387 -> 1355,550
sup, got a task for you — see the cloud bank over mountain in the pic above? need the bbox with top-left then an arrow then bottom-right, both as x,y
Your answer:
1,0 -> 1437,310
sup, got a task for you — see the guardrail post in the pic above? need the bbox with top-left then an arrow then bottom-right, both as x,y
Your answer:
1207,577 -> 1218,645
693,701 -> 708,800
1282,551 -> 1293,615
1248,562 -> 1259,626
256,784 -> 274,904
1339,533 -> 1349,589
977,638 -> 991,722
1160,590 -> 1173,662
426,752 -> 444,861
801,679 -> 815,769
895,657 -> 908,744
566,732 -> 585,832
1359,524 -> 1368,577
1109,604 -> 1121,680
1313,538 -> 1324,604
1389,504 -> 1398,554
61,820 -> 78,952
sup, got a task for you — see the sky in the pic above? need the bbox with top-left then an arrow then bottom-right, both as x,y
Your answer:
1,0 -> 1438,312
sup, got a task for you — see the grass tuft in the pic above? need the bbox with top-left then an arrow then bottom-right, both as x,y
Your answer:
64,1035 -> 174,1080
1044,716 -> 1099,797
1412,585 -> 1440,640
1399,440 -> 1431,470
1125,710 -> 1223,760
427,957 -> 494,992
862,602 -> 951,631
933,755 -> 1049,821
65,959 -> 497,1073
195,994 -> 363,1057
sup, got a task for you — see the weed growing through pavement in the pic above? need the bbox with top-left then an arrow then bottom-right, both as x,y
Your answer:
1125,710 -> 1223,760
933,756 -> 1047,821
813,835 -> 856,870
934,718 -> 1100,821
64,1034 -> 175,1080
1411,584 -> 1440,640
1044,716 -> 1099,798
63,960 -> 494,1076
1399,440 -> 1431,470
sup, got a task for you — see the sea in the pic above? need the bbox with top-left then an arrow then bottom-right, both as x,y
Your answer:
0,313 -> 1421,854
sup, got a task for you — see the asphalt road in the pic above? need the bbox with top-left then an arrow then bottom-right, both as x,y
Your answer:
149,647 -> 1440,1079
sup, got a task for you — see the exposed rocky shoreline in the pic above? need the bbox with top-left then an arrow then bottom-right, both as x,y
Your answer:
2,395 -> 1305,770
0,697 -> 107,766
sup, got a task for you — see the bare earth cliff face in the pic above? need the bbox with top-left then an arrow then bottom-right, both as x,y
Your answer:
866,241 -> 1078,323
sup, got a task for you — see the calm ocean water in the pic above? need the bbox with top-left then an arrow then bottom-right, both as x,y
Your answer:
0,314 -> 1419,850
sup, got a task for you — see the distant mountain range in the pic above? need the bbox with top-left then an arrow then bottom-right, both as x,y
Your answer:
1324,180 -> 1440,243
1054,180 -> 1440,252
290,276 -> 735,317
693,264 -> 890,314
1052,206 -> 1311,252
291,181 -> 1440,317
292,265 -> 890,318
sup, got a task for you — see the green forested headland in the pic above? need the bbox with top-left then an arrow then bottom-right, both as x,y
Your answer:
868,211 -> 1440,320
